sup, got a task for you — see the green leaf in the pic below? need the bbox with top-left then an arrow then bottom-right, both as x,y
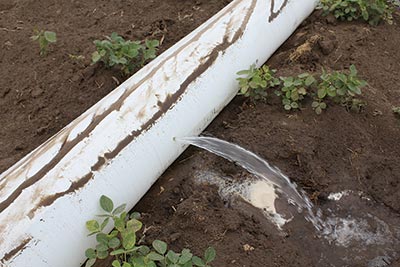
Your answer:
122,262 -> 132,267
86,220 -> 100,233
112,260 -> 122,267
109,237 -> 121,249
305,75 -> 316,86
204,247 -> 216,263
291,102 -> 299,109
131,257 -> 145,267
291,91 -> 299,101
92,51 -> 102,63
315,107 -> 322,115
320,102 -> 327,109
318,88 -> 327,99
298,87 -> 307,95
122,230 -> 136,250
349,64 -> 357,76
96,243 -> 109,252
44,31 -> 57,43
284,104 -> 292,111
138,245 -> 150,255
297,73 -> 309,79
100,217 -> 110,231
152,240 -> 167,255
179,249 -> 193,264
312,101 -> 319,108
166,251 -> 179,264
147,252 -> 165,261
110,249 -> 125,256
96,233 -> 109,245
97,249 -> 109,259
114,217 -> 125,232
146,39 -> 160,48
237,69 -> 250,76
85,248 -> 96,259
130,212 -> 141,220
192,256 -> 205,267
127,218 -> 142,232
85,258 -> 96,267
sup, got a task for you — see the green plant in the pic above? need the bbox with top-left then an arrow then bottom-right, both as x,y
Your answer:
314,65 -> 367,114
85,195 -> 216,267
92,33 -> 160,75
31,30 -> 57,55
276,73 -> 315,111
311,100 -> 328,115
236,64 -> 280,101
318,0 -> 394,25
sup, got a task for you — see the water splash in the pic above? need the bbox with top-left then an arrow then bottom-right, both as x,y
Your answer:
178,136 -> 324,230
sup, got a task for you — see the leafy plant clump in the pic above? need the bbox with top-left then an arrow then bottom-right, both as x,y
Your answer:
236,64 -> 280,101
315,65 -> 367,114
276,73 -> 316,111
92,32 -> 160,75
85,195 -> 216,267
318,0 -> 394,25
31,30 -> 57,55
236,64 -> 367,115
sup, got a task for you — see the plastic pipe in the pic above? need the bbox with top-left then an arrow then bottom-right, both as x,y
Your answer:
0,0 -> 317,266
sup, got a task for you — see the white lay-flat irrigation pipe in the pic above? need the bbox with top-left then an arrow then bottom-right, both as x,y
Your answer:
0,0 -> 318,266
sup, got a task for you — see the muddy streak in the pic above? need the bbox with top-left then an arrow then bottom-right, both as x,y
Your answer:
90,156 -> 106,172
1,238 -> 31,263
0,0 -> 248,214
28,172 -> 94,218
269,0 -> 289,22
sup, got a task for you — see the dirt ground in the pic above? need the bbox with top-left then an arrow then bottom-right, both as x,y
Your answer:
1,1 -> 400,266
0,0 -> 231,173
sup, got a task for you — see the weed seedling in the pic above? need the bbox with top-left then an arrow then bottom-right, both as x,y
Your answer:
236,64 -> 280,101
393,106 -> 400,117
318,0 -> 394,25
276,73 -> 315,111
315,65 -> 367,114
92,33 -> 160,75
31,30 -> 57,55
85,195 -> 216,267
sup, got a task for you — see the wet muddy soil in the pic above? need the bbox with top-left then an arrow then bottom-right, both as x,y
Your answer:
1,1 -> 400,266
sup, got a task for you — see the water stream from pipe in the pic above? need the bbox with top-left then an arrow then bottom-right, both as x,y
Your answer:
178,136 -> 324,231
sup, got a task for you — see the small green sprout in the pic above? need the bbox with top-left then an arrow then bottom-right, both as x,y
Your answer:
31,30 -> 57,55
318,0 -> 394,25
85,195 -> 216,267
276,73 -> 315,111
236,64 -> 280,101
314,65 -> 367,114
92,33 -> 160,75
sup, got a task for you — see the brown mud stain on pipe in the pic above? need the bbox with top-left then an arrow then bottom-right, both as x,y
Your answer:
1,238 -> 31,263
269,0 -> 289,22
